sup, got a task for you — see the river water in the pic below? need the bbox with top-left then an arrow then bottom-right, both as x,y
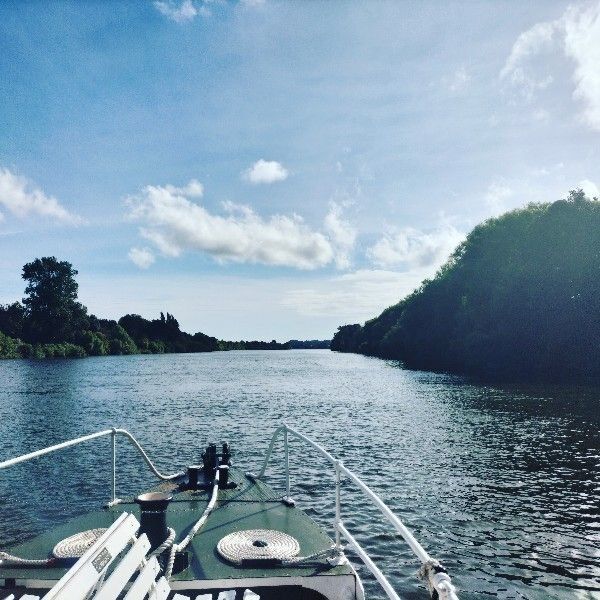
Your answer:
0,350 -> 598,599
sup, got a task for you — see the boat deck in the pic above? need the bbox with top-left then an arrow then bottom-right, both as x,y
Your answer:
0,468 -> 357,598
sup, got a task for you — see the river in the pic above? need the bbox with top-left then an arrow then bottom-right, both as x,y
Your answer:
0,350 -> 598,599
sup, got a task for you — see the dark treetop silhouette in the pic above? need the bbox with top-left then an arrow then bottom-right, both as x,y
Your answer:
332,190 -> 600,380
0,257 -> 329,359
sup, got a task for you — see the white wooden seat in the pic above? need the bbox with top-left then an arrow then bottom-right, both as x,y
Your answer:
0,513 -> 260,600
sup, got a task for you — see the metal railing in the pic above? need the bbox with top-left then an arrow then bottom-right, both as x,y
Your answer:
0,424 -> 458,599
246,424 -> 459,600
0,428 -> 184,506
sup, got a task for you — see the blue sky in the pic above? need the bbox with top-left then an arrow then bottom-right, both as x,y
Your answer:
1,0 -> 599,340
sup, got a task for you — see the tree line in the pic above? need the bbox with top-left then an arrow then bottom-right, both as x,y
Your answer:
0,257 -> 329,359
331,190 -> 600,380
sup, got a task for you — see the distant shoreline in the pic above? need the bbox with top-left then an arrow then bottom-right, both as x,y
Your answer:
0,257 -> 331,360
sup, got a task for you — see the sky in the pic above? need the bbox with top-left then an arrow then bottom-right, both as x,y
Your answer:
0,0 -> 599,341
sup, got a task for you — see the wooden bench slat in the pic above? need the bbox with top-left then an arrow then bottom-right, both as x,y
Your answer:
147,576 -> 170,600
42,513 -> 139,600
122,555 -> 160,600
94,533 -> 151,600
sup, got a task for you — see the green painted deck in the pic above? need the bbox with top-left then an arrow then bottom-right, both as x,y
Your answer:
0,468 -> 353,589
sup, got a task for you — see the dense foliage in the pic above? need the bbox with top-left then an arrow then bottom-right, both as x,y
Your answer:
0,257 -> 330,359
331,191 -> 600,380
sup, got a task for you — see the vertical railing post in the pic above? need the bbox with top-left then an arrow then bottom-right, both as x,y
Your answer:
111,428 -> 117,504
334,459 -> 342,551
327,458 -> 346,566
282,425 -> 295,506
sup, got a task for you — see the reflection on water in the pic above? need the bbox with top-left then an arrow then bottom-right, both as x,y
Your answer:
0,351 -> 598,599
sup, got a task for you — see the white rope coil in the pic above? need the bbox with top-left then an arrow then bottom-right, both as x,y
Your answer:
52,528 -> 107,559
217,529 -> 300,565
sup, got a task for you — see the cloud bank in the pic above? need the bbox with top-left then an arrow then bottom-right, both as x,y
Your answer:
501,2 -> 600,130
127,181 -> 353,269
367,222 -> 463,270
0,167 -> 83,225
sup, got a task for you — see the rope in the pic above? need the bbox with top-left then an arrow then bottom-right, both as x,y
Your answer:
148,527 -> 175,559
0,551 -> 58,567
418,559 -> 459,600
217,529 -> 300,565
282,545 -> 342,565
0,528 -> 108,567
53,528 -> 107,559
217,530 -> 342,567
164,468 -> 221,579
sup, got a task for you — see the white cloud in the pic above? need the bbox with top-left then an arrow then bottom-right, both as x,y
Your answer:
164,179 -> 204,197
127,182 -> 354,269
563,3 -> 600,130
533,108 -> 550,122
243,159 -> 288,184
128,247 -> 155,269
501,20 -> 558,81
578,179 -> 600,199
324,202 -> 356,269
283,269 -> 428,319
501,2 -> 600,129
154,0 -> 198,23
484,182 -> 514,216
0,167 -> 83,225
445,66 -> 471,92
367,222 -> 463,270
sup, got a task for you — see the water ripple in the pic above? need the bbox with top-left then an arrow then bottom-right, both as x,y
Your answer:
0,351 -> 598,599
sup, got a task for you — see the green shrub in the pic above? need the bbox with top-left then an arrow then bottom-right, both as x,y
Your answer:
0,331 -> 20,359
82,331 -> 109,356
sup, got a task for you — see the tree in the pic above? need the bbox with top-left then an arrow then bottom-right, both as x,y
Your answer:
21,257 -> 88,343
331,191 -> 600,380
0,302 -> 25,339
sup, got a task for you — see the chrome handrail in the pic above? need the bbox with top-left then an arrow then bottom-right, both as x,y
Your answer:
247,423 -> 459,600
0,427 -> 184,506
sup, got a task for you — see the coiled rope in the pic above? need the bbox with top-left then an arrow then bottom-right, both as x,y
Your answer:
0,528 -> 109,567
53,528 -> 107,559
217,529 -> 341,567
217,529 -> 300,565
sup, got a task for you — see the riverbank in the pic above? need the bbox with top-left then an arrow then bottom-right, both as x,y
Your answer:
0,330 -> 330,359
0,257 -> 329,360
332,192 -> 600,381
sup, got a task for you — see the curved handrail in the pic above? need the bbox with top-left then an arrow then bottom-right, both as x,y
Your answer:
112,428 -> 183,481
0,427 -> 182,480
248,423 -> 459,600
0,428 -> 184,506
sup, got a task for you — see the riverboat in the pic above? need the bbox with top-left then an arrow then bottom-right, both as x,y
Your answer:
0,425 -> 458,600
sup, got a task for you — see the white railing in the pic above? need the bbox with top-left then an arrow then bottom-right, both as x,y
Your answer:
0,428 -> 184,506
0,425 -> 458,599
246,424 -> 459,600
